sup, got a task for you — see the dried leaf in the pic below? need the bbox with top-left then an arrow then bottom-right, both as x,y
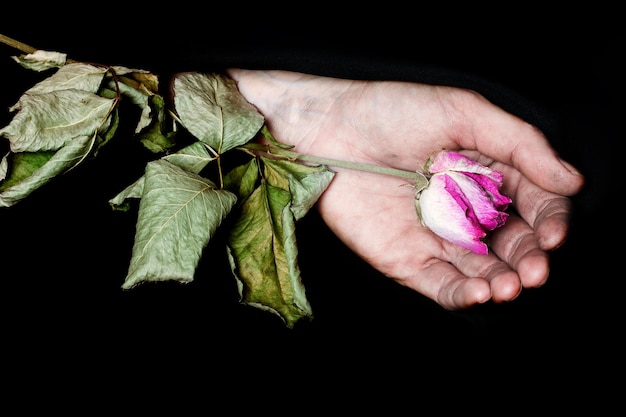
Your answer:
226,182 -> 311,328
12,49 -> 67,71
0,135 -> 95,207
173,72 -> 264,153
122,159 -> 236,289
262,158 -> 335,220
109,141 -> 214,210
0,89 -> 114,152
21,63 -> 107,96
225,157 -> 334,328
136,94 -> 176,153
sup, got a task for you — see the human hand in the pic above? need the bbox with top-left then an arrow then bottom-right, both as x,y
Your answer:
226,68 -> 585,310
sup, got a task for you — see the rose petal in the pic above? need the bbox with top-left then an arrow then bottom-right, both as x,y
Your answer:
464,172 -> 511,210
448,172 -> 510,230
418,173 -> 488,254
428,150 -> 504,184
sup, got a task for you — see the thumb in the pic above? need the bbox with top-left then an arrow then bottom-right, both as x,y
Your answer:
466,99 -> 585,196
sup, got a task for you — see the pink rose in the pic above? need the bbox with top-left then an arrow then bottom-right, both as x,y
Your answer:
415,150 -> 512,254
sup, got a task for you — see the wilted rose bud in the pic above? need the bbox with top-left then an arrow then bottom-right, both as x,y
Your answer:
415,150 -> 512,254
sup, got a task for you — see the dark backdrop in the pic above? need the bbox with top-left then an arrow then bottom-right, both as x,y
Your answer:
0,7 -> 621,394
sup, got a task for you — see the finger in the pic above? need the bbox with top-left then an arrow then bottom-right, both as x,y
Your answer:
488,214 -> 551,288
408,259 -> 493,310
449,250 -> 523,304
534,195 -> 573,250
454,91 -> 585,196
501,170 -> 573,251
392,234 -> 493,309
368,226 -> 493,310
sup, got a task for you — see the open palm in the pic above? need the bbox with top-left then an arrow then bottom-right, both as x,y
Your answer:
227,69 -> 585,310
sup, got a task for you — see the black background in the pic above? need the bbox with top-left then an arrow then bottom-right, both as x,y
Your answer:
1,6 -> 622,398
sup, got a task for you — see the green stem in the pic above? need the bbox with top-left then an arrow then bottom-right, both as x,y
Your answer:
0,33 -> 77,63
243,143 -> 429,189
0,34 -> 36,54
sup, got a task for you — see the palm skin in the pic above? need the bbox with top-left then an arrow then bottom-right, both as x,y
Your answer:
226,68 -> 585,310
